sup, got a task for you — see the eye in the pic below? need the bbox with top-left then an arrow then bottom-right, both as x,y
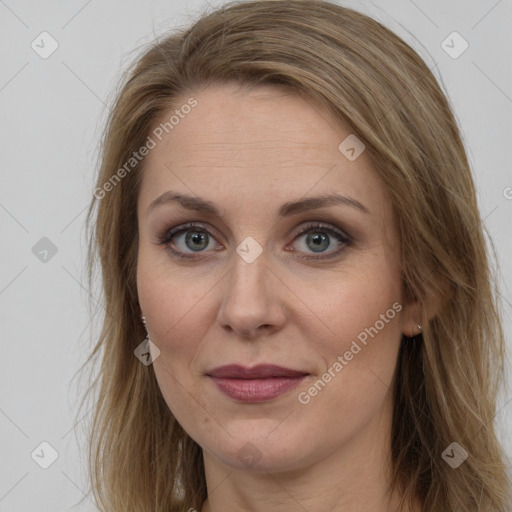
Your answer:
288,222 -> 353,260
157,222 -> 221,259
157,221 -> 353,260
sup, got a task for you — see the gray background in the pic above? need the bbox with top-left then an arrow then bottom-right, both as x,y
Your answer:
1,0 -> 511,510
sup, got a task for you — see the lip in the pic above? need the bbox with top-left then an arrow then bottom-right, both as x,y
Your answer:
206,364 -> 309,402
207,364 -> 308,379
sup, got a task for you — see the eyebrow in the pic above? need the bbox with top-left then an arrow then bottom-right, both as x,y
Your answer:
146,190 -> 370,217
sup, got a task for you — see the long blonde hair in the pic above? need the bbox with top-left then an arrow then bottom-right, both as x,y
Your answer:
79,1 -> 511,510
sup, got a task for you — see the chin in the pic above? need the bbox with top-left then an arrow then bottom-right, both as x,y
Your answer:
198,422 -> 318,473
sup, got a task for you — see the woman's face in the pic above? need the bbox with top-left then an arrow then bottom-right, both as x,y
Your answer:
136,82 -> 418,473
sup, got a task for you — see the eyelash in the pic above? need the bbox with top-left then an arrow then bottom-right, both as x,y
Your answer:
157,221 -> 353,261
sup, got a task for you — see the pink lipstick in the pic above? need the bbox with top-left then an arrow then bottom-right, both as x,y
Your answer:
207,364 -> 308,402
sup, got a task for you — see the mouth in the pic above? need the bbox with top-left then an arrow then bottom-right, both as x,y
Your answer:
206,364 -> 309,402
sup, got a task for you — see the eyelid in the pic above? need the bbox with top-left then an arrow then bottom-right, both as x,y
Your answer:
156,221 -> 222,246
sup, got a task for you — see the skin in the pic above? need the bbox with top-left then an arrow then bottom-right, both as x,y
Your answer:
136,81 -> 425,512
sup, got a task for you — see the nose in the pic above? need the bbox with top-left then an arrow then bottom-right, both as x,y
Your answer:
216,247 -> 286,339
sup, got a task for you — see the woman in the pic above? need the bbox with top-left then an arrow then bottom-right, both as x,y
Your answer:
81,1 -> 511,510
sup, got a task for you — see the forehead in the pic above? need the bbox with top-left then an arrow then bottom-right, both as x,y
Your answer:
151,82 -> 348,163
138,82 -> 389,218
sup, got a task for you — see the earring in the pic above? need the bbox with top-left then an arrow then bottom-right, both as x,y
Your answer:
405,323 -> 423,339
136,315 -> 160,365
141,316 -> 150,341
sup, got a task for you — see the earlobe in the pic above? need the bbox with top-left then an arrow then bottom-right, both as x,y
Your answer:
401,283 -> 449,338
400,293 -> 428,338
401,299 -> 424,338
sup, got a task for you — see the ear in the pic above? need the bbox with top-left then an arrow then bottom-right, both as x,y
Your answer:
401,299 -> 423,337
401,282 -> 451,337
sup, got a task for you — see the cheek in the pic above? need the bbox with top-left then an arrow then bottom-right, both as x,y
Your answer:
137,253 -> 216,350
318,295 -> 403,390
296,258 -> 403,410
296,275 -> 403,425
296,256 -> 403,354
137,257 -> 217,420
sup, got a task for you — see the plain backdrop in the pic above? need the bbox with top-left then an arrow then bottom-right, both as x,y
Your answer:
1,1 -> 511,510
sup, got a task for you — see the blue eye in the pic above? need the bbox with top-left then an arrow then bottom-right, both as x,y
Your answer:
157,221 -> 353,260
290,223 -> 352,259
156,223 -> 219,260
165,225 -> 217,254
